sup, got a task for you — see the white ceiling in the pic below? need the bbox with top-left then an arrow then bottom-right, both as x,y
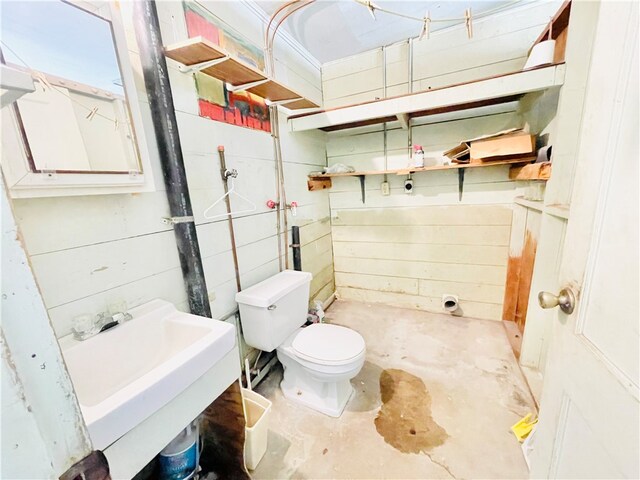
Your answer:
257,1 -> 516,64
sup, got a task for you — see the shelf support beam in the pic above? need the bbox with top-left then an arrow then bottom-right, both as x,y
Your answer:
397,113 -> 410,130
268,97 -> 303,106
177,56 -> 229,74
226,78 -> 269,92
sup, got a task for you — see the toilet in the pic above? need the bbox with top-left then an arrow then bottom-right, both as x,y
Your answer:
236,270 -> 366,417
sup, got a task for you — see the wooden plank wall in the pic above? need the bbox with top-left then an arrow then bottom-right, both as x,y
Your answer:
503,205 -> 543,330
323,1 -> 563,321
10,2 -> 332,340
333,205 -> 511,320
321,1 -> 563,109
327,113 -> 525,321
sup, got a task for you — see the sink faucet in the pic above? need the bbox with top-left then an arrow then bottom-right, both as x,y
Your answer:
72,310 -> 132,341
97,311 -> 133,332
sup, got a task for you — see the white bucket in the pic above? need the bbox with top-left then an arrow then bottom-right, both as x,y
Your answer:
242,388 -> 272,470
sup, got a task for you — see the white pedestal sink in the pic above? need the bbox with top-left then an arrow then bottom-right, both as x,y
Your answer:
59,299 -> 237,451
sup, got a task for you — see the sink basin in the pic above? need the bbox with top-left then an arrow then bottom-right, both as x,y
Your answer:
59,299 -> 236,449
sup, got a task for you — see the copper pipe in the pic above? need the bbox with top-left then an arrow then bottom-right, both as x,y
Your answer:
267,1 -> 315,73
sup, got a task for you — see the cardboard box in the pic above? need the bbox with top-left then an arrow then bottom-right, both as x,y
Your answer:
443,128 -> 536,164
470,131 -> 535,163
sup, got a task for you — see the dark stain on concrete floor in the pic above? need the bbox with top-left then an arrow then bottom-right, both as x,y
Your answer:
375,369 -> 448,454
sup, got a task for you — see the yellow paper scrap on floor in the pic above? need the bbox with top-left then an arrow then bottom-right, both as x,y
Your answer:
511,413 -> 538,442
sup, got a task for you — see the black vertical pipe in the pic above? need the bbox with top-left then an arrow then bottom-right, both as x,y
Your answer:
133,0 -> 211,318
291,226 -> 302,271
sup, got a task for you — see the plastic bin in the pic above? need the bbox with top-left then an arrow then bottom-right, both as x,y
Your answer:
242,388 -> 272,470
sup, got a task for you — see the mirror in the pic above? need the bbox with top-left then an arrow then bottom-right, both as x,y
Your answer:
1,0 -> 141,174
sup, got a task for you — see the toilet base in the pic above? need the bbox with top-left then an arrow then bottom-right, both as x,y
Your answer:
278,352 -> 355,417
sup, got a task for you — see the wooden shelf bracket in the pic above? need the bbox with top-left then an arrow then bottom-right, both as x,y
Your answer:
269,97 -> 304,106
177,56 -> 229,74
227,78 -> 269,92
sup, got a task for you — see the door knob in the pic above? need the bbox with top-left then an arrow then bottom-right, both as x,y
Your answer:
538,288 -> 576,314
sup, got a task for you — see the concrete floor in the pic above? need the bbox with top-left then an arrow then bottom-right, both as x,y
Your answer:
252,300 -> 536,479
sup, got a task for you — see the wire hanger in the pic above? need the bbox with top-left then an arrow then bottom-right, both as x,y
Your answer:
204,169 -> 257,220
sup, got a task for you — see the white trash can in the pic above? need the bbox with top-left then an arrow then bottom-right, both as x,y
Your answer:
242,388 -> 272,470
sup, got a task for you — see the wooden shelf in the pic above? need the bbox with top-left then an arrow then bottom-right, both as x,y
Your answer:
308,158 -> 536,180
284,98 -> 321,110
289,64 -> 565,132
246,79 -> 299,102
165,36 -> 320,109
164,36 -> 226,66
203,58 -> 266,87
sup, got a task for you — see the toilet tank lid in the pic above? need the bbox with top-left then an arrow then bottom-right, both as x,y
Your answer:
235,270 -> 312,308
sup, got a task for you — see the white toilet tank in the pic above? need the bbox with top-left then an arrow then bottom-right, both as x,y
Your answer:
236,270 -> 312,352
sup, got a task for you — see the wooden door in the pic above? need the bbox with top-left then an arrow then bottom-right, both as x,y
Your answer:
529,2 -> 639,477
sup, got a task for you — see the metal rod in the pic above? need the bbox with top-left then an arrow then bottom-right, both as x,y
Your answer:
218,146 -> 242,292
408,38 -> 414,94
407,38 -> 414,158
271,105 -> 290,269
271,106 -> 283,271
382,45 -> 388,177
291,226 -> 302,271
134,0 -> 211,318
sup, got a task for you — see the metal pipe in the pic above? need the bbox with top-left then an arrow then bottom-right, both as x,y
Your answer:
133,0 -> 211,318
217,146 -> 242,292
266,1 -> 315,74
408,38 -> 414,94
382,45 -> 388,176
272,106 -> 290,269
407,38 -> 414,156
265,1 -> 314,271
291,226 -> 302,271
270,105 -> 284,271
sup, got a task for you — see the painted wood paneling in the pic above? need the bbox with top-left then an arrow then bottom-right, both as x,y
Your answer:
319,4 -> 570,321
334,257 -> 507,286
330,199 -> 516,319
335,272 -> 419,295
10,2 -> 333,342
332,242 -> 508,267
332,205 -> 512,226
324,110 -> 523,174
332,225 -> 510,246
338,287 -> 503,321
321,1 -> 563,108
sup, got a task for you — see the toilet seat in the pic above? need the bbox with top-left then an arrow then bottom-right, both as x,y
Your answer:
292,324 -> 365,366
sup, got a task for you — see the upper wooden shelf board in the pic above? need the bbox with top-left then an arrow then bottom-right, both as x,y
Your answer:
308,157 -> 537,180
289,63 -> 566,132
164,36 -> 226,66
164,36 -> 319,110
246,79 -> 299,102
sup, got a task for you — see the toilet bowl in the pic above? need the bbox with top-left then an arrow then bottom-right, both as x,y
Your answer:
277,323 -> 366,417
236,270 -> 366,417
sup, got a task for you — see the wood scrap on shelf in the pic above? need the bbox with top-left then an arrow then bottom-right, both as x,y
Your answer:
443,128 -> 535,164
307,178 -> 332,191
509,162 -> 552,181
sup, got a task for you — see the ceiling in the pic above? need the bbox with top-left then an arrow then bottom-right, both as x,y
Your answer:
257,1 -> 516,64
